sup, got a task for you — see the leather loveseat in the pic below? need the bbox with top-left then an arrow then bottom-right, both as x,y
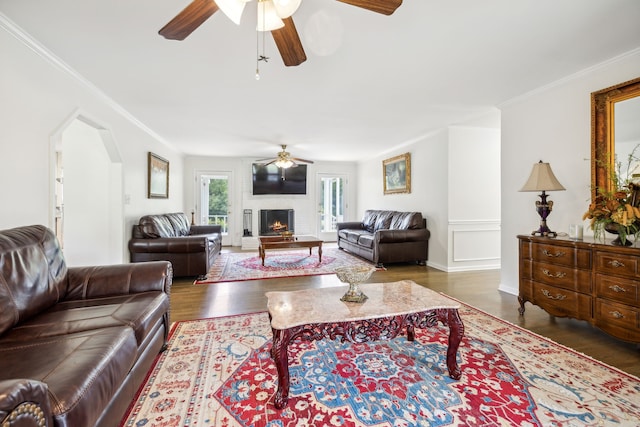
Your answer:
0,225 -> 172,427
128,212 -> 222,277
337,210 -> 430,267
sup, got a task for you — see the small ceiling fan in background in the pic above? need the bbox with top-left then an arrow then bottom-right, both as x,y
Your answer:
255,144 -> 314,168
158,0 -> 403,67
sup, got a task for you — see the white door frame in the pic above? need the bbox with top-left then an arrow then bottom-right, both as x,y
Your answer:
195,170 -> 234,246
316,172 -> 348,242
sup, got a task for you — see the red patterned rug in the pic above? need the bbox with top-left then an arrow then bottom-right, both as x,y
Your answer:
194,247 -> 381,284
120,300 -> 640,426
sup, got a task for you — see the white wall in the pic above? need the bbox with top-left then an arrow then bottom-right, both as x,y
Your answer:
448,126 -> 501,271
183,156 -> 358,247
0,21 -> 184,264
500,49 -> 640,295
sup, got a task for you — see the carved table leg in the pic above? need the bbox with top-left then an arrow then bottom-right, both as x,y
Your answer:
437,308 -> 464,380
406,324 -> 415,342
517,295 -> 526,315
271,328 -> 291,409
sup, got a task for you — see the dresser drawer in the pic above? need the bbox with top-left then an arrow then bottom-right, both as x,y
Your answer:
532,261 -> 591,292
595,299 -> 639,330
595,251 -> 640,278
530,282 -> 592,320
532,243 -> 591,268
595,274 -> 640,305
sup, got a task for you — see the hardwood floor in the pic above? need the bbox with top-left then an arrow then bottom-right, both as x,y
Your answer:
170,247 -> 640,378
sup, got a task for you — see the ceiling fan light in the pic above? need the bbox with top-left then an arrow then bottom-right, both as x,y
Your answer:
257,0 -> 285,31
275,159 -> 293,168
273,0 -> 302,18
216,0 -> 246,25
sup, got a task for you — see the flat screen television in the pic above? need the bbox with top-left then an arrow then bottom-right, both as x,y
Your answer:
252,164 -> 307,195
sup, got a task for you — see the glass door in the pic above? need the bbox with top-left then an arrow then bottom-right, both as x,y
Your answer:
317,173 -> 347,241
197,171 -> 233,246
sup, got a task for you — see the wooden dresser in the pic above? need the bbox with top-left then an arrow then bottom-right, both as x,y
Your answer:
518,235 -> 640,343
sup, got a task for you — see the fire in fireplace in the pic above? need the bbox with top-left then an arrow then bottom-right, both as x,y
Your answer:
259,209 -> 294,236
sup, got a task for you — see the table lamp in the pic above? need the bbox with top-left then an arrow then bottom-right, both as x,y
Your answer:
520,160 -> 566,237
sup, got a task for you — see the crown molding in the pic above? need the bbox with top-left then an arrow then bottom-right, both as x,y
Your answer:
499,47 -> 640,108
0,12 -> 173,149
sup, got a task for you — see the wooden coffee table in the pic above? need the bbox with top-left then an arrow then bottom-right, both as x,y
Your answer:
265,280 -> 464,409
258,235 -> 323,266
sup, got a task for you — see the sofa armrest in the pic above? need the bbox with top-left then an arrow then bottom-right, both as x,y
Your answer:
64,261 -> 172,300
0,379 -> 53,427
190,224 -> 222,235
337,221 -> 364,231
375,228 -> 430,243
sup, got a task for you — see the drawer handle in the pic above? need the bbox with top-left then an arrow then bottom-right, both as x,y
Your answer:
609,310 -> 624,319
542,249 -> 565,258
541,268 -> 566,279
541,289 -> 567,300
608,284 -> 628,293
607,260 -> 626,268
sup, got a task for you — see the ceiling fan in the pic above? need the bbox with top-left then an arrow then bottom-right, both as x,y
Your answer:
255,145 -> 314,168
158,0 -> 403,67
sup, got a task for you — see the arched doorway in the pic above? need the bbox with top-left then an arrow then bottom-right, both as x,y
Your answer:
51,111 -> 123,266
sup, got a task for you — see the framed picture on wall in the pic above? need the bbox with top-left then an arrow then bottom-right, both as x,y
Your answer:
383,152 -> 411,194
148,152 -> 169,198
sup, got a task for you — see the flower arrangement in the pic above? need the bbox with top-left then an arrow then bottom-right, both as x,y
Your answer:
584,145 -> 640,245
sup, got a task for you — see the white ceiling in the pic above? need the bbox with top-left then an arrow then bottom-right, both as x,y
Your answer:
2,0 -> 640,162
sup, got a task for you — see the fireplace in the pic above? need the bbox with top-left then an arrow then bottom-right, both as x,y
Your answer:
259,209 -> 294,236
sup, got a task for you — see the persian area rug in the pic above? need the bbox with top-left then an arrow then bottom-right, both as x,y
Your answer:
194,247 -> 379,284
120,304 -> 640,427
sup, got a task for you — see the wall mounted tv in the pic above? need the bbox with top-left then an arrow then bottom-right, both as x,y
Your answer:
252,164 -> 307,195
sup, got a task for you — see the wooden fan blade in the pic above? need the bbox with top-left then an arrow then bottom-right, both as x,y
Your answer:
291,157 -> 314,164
254,157 -> 277,162
159,0 -> 219,40
336,0 -> 402,15
271,17 -> 307,67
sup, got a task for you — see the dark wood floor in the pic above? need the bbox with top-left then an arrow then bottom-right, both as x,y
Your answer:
170,248 -> 640,378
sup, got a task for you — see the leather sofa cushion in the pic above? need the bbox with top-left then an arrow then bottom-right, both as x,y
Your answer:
0,225 -> 67,336
390,211 -> 423,230
374,211 -> 394,231
362,210 -> 379,233
0,292 -> 168,347
0,327 -> 137,427
139,213 -> 190,238
357,234 -> 375,249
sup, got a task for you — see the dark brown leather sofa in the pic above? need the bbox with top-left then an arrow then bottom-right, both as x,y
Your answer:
128,212 -> 222,277
337,210 -> 430,267
0,225 -> 172,427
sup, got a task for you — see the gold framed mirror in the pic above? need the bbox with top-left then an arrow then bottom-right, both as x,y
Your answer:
591,76 -> 640,202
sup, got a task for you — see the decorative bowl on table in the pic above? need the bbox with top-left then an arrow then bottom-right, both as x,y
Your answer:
335,265 -> 375,303
280,231 -> 294,240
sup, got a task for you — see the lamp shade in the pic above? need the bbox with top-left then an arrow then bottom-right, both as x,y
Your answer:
257,0 -> 285,31
273,0 -> 302,18
520,161 -> 566,192
216,0 -> 246,25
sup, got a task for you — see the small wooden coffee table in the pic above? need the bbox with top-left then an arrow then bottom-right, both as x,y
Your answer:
258,235 -> 323,266
266,280 -> 464,409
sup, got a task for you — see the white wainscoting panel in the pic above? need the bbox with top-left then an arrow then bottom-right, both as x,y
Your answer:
448,221 -> 501,272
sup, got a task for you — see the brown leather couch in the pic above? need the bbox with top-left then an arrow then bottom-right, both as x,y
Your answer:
337,210 -> 430,267
0,225 -> 172,427
128,212 -> 222,277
